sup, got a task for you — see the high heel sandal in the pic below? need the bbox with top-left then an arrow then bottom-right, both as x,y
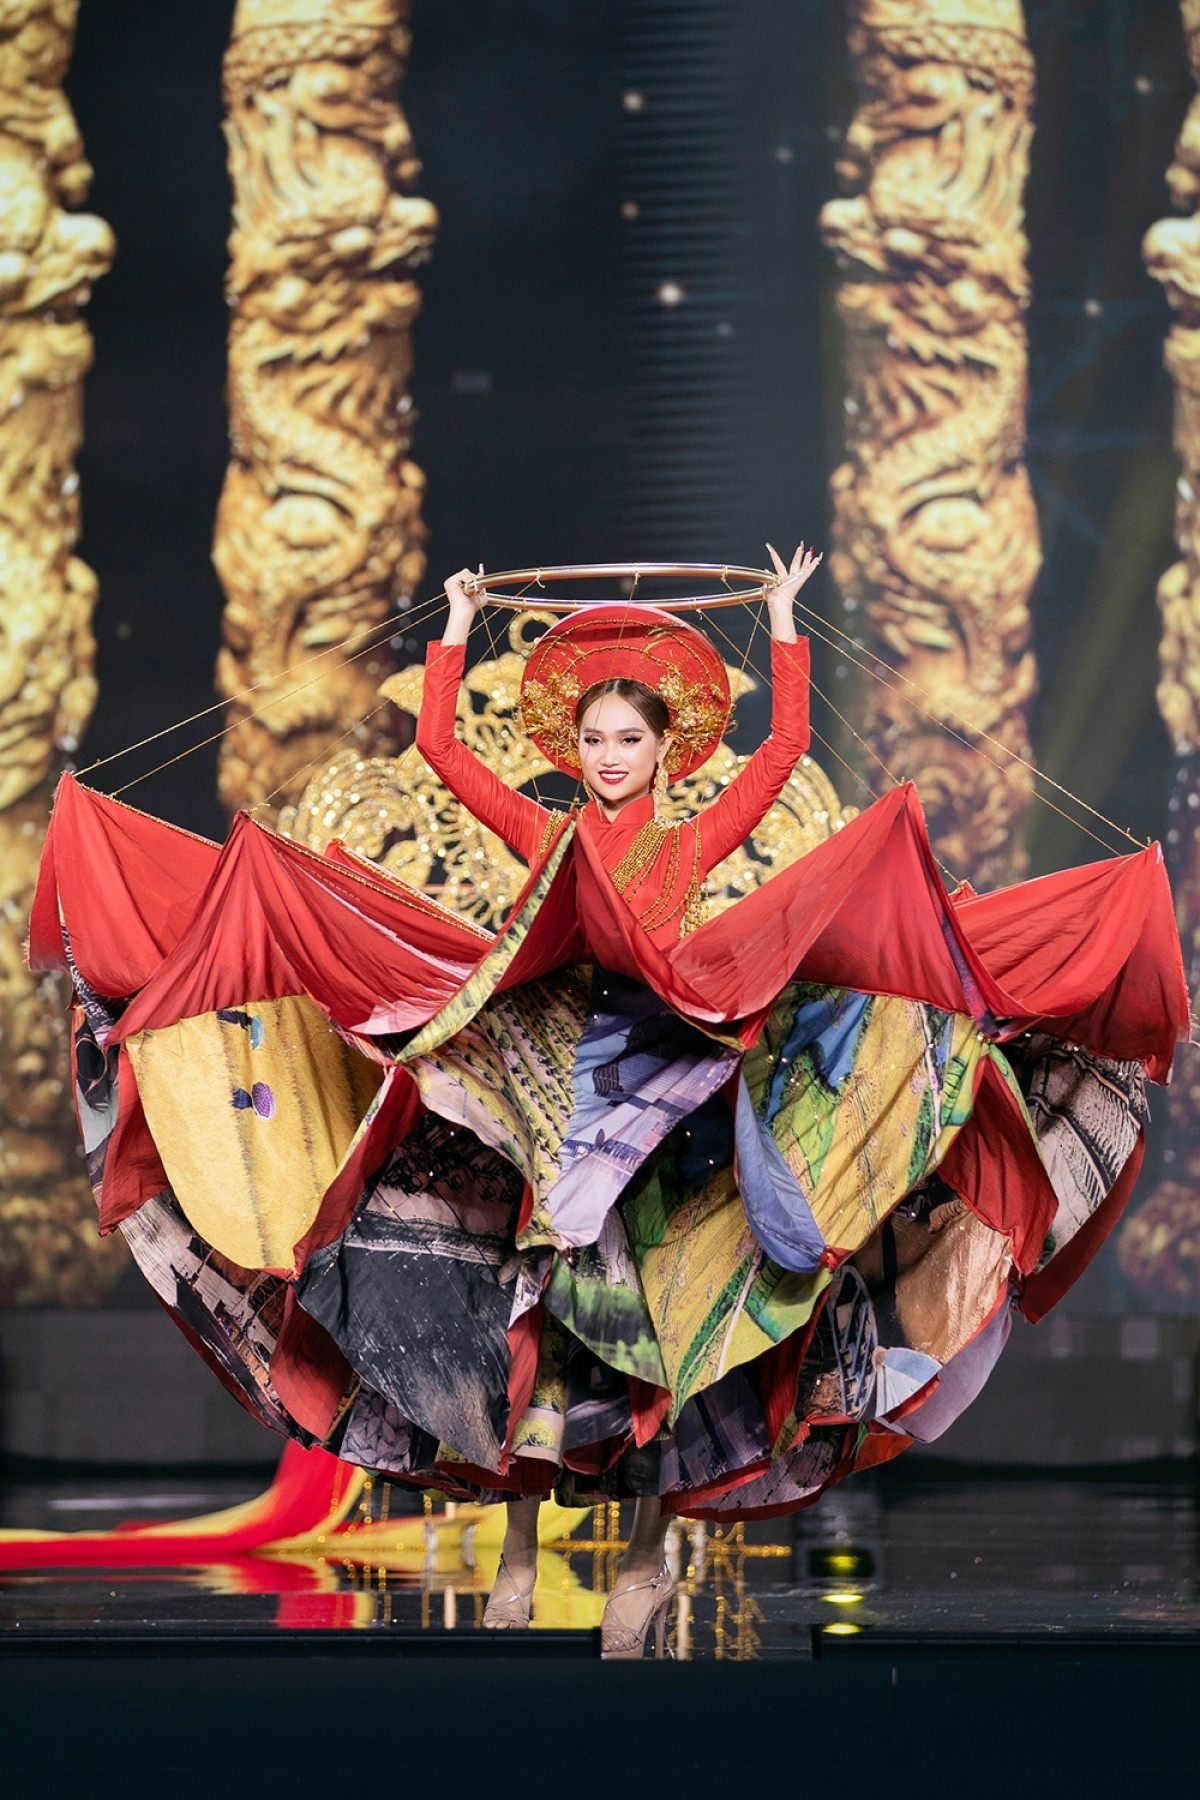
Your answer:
483,1555 -> 536,1630
600,1563 -> 675,1660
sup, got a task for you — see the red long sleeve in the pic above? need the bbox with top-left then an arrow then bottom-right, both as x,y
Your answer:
415,642 -> 552,864
697,636 -> 811,872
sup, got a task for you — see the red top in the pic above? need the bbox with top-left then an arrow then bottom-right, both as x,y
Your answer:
416,635 -> 812,965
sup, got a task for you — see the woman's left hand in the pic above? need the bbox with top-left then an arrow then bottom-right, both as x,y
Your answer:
764,542 -> 822,641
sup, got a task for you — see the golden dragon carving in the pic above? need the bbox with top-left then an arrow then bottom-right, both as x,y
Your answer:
0,0 -> 125,1302
214,0 -> 436,824
820,0 -> 1041,891
1120,0 -> 1200,1301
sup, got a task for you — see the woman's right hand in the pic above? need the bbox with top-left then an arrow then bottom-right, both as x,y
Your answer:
442,565 -> 489,646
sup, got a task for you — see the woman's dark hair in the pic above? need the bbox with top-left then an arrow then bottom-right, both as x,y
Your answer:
575,677 -> 669,737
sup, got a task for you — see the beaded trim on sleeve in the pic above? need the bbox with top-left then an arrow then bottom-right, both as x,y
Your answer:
534,809 -> 564,861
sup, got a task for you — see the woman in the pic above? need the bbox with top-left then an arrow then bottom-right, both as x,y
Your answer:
418,545 -> 819,1651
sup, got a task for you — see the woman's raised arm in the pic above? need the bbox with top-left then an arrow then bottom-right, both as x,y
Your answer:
415,569 -> 553,865
696,544 -> 820,872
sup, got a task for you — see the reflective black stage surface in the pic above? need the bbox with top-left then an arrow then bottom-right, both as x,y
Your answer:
3,1461 -> 1200,1659
4,1465 -> 1200,1799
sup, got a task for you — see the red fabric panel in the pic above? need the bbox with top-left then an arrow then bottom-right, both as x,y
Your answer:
501,1303 -> 544,1466
97,1047 -> 170,1232
1020,1131 -> 1147,1324
271,1291 -> 357,1439
28,775 -> 219,995
954,848 -> 1159,1006
110,817 -> 482,1043
953,846 -> 1187,1081
937,1056 -> 1058,1274
573,784 -> 1000,1030
629,1377 -> 672,1448
852,1427 -> 915,1472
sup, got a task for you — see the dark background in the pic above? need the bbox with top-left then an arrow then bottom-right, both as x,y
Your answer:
66,0 -> 1187,881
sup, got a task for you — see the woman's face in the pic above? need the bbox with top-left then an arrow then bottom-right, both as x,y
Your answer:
578,693 -> 664,810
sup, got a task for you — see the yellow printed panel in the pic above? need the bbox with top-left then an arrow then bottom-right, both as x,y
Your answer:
767,1000 -> 984,1253
636,1168 -> 829,1415
128,996 -> 383,1271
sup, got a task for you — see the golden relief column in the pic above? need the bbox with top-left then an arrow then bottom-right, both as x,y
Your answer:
1119,0 -> 1200,1301
215,0 -> 437,822
820,0 -> 1040,890
0,0 -> 124,1301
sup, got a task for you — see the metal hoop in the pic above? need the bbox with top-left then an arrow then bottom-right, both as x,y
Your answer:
461,562 -> 773,613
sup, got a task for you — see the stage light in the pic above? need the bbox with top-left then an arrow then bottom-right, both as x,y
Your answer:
658,281 -> 685,307
623,90 -> 645,112
821,1591 -> 863,1606
808,1547 -> 875,1579
822,1621 -> 861,1637
621,200 -> 639,219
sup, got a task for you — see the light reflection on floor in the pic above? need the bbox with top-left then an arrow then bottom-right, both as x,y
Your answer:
1,1464 -> 1199,1658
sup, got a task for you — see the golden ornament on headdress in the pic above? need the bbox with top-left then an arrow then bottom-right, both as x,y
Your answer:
519,606 -> 732,780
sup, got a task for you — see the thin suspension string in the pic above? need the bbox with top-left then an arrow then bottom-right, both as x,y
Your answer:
695,602 -> 968,887
806,671 -> 962,888
794,607 -> 1129,859
80,584 -> 454,781
104,589 -> 452,797
703,582 -> 1130,861
247,700 -> 393,822
708,605 -> 1126,874
473,575 -> 554,808
700,609 -> 959,883
793,597 -> 1145,852
682,587 -> 765,754
706,581 -> 876,800
107,588 -> 452,798
79,562 -> 1144,860
743,598 -> 766,685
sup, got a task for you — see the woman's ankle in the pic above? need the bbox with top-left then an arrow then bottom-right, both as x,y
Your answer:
496,1497 -> 541,1578
498,1542 -> 538,1579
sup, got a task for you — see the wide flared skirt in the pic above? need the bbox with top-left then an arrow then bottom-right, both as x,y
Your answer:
80,961 -> 1145,1518
37,776 -> 1175,1519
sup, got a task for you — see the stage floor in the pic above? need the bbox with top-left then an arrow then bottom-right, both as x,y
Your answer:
3,1460 -> 1199,1660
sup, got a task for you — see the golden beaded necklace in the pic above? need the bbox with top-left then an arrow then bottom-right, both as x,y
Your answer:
608,818 -> 707,937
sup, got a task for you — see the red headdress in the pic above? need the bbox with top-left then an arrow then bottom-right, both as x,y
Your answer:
519,604 -> 731,779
